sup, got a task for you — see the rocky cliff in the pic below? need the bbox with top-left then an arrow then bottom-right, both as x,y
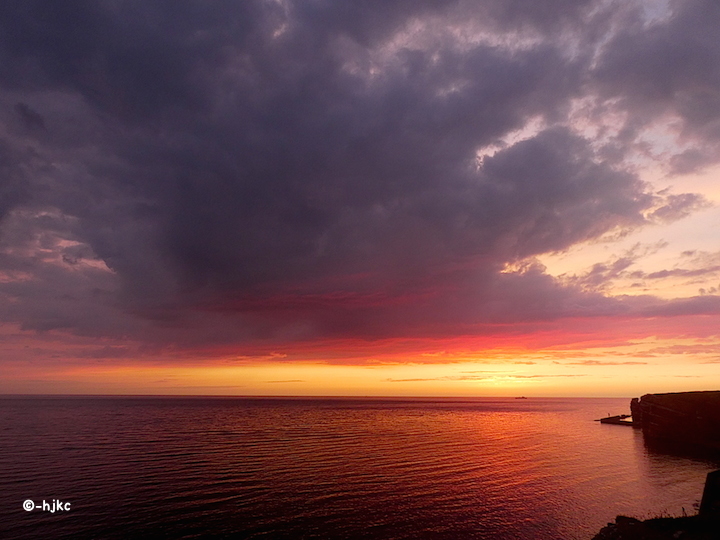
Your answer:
630,391 -> 720,452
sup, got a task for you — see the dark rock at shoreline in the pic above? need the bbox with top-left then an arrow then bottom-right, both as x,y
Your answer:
592,515 -> 720,540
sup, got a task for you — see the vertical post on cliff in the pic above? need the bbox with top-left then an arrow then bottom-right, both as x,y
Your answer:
699,470 -> 720,517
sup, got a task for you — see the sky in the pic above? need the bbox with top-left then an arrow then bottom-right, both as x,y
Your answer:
1,0 -> 719,397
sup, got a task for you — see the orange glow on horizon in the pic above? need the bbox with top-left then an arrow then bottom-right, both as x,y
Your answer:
2,316 -> 719,397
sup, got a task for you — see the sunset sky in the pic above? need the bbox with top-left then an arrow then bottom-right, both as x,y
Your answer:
1,0 -> 719,397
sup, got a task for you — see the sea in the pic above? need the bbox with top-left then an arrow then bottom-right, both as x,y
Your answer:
1,396 -> 717,539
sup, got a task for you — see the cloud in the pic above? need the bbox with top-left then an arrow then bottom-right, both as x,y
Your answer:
560,360 -> 647,366
557,244 -> 720,296
0,0 -> 715,361
386,373 -> 586,382
642,343 -> 720,356
649,192 -> 710,223
634,295 -> 720,317
14,103 -> 45,131
564,243 -> 658,292
591,0 -> 720,171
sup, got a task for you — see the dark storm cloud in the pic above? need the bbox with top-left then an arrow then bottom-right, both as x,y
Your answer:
0,0 -> 714,351
14,103 -> 45,131
592,0 -> 720,171
0,139 -> 32,222
0,0 -> 258,120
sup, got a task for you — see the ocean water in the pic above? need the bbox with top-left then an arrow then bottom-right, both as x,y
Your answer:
1,396 -> 717,539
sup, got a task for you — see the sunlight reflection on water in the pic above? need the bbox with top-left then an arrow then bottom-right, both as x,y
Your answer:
1,396 -> 717,539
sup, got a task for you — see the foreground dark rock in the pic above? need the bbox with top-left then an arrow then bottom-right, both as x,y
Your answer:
592,515 -> 720,540
591,471 -> 720,538
631,391 -> 720,452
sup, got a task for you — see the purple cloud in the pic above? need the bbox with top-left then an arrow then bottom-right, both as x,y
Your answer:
0,0 -> 715,356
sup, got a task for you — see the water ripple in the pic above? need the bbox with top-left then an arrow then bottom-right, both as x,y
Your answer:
1,397 -> 717,539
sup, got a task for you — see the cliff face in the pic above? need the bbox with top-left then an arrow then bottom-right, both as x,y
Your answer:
630,391 -> 720,451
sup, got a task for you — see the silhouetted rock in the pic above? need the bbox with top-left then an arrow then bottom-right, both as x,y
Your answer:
631,391 -> 720,453
592,515 -> 720,540
591,450 -> 720,538
700,470 -> 720,518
